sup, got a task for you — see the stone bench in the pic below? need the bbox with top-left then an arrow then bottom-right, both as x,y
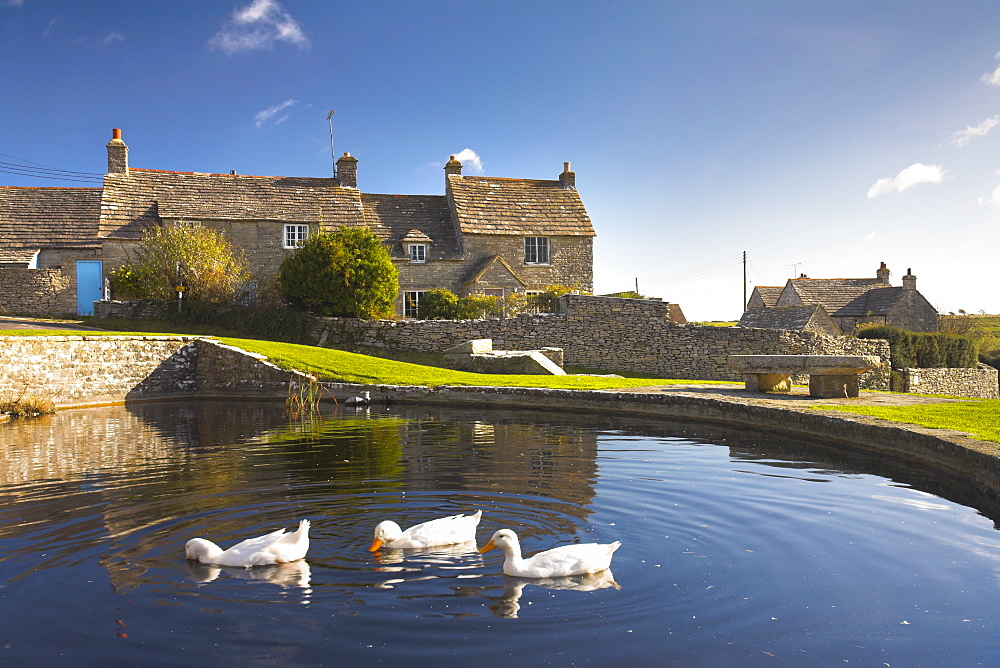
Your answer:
727,354 -> 881,398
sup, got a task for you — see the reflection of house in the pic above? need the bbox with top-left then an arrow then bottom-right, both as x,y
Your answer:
742,262 -> 938,334
0,129 -> 596,318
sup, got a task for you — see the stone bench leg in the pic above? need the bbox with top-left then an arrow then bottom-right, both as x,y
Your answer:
809,374 -> 860,399
745,373 -> 792,393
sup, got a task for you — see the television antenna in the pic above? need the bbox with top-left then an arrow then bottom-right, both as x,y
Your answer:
326,110 -> 336,177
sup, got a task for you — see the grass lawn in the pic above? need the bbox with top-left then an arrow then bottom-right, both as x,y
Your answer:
817,400 -> 1000,445
219,337 -> 721,390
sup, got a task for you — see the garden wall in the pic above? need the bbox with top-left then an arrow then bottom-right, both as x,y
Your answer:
0,336 -> 310,405
895,365 -> 999,399
311,294 -> 894,389
0,267 -> 74,316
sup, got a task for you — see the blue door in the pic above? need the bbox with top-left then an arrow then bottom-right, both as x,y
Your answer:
76,260 -> 103,315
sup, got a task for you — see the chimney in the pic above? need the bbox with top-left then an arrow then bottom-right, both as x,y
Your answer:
444,155 -> 463,178
876,261 -> 890,285
559,161 -> 576,190
106,128 -> 128,175
902,268 -> 916,290
336,152 -> 358,188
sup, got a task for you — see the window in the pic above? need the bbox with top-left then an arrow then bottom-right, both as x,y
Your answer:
407,243 -> 427,263
284,224 -> 309,249
482,288 -> 504,297
403,290 -> 426,318
524,237 -> 550,265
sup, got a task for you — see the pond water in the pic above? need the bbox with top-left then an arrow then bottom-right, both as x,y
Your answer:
2,400 -> 1000,666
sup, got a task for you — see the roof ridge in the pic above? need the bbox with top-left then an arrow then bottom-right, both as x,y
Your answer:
129,167 -> 334,180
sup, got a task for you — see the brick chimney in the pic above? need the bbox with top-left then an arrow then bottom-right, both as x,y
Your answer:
106,128 -> 128,175
876,261 -> 890,285
559,161 -> 576,190
336,152 -> 358,188
444,155 -> 462,177
902,268 -> 917,290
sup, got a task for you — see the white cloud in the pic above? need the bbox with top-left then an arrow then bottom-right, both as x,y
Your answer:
6,0 -> 25,7
977,177 -> 1000,207
866,163 -> 947,199
209,0 -> 309,55
451,148 -> 484,174
864,231 -> 877,241
982,52 -> 1000,85
103,32 -> 124,44
254,99 -> 298,128
953,115 -> 1000,147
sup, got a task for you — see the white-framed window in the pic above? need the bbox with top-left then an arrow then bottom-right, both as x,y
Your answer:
403,290 -> 426,318
524,237 -> 550,265
407,243 -> 427,263
284,224 -> 309,249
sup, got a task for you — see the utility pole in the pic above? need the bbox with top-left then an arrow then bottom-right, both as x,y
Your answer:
635,277 -> 639,296
326,110 -> 336,177
743,250 -> 747,311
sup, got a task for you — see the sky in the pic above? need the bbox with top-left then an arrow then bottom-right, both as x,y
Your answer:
2,0 -> 999,321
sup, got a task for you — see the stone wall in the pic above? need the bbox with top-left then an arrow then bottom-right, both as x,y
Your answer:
0,267 -> 74,316
0,336 -> 311,406
312,294 -> 893,388
895,365 -> 999,399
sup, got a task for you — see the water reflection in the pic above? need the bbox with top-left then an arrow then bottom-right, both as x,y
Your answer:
492,570 -> 620,618
186,559 -> 313,590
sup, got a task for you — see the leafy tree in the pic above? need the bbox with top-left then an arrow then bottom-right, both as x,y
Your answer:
277,226 -> 399,318
109,224 -> 251,302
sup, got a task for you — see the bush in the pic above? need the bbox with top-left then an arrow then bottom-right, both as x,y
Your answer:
112,224 -> 252,303
277,227 -> 399,319
418,289 -> 460,319
856,325 -> 977,368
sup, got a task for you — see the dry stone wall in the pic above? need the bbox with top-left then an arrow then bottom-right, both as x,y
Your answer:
312,294 -> 893,388
896,365 -> 999,399
0,336 -> 310,405
0,267 -> 74,316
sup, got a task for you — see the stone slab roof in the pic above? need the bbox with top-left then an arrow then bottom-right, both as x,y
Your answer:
360,194 -> 460,259
447,175 -> 595,236
739,305 -> 829,330
785,278 -> 895,316
0,186 -> 102,251
99,169 -> 364,239
750,286 -> 783,308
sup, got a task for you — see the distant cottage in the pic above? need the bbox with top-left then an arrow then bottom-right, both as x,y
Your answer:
740,262 -> 938,334
1,129 -> 596,318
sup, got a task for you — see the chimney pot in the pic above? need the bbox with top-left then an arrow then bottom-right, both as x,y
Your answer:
444,155 -> 463,177
112,128 -> 122,141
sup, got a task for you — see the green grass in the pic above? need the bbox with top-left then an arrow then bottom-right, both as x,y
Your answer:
817,400 -> 1000,444
218,337 -> 722,390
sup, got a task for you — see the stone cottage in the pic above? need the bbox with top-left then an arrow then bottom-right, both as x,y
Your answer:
2,129 -> 596,318
742,262 -> 938,334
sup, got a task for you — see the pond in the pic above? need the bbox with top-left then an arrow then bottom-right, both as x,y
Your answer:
1,400 -> 1000,666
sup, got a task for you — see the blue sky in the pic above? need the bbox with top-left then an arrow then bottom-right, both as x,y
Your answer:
2,0 -> 999,321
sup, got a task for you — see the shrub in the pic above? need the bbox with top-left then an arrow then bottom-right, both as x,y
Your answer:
113,224 -> 252,303
418,289 -> 461,319
856,325 -> 978,368
277,227 -> 399,319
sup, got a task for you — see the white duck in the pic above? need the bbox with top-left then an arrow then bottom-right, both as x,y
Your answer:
369,510 -> 482,551
479,529 -> 621,578
185,519 -> 310,567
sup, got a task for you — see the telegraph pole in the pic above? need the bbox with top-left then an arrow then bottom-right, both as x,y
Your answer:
743,250 -> 747,311
326,110 -> 336,177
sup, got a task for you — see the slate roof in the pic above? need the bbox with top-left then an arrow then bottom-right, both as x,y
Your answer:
739,305 -> 831,331
750,286 -> 782,308
360,194 -> 460,259
99,169 -> 364,239
447,175 -> 595,236
0,186 -> 102,254
785,278 -> 903,317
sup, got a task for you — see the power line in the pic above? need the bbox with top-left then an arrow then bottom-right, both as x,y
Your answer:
638,253 -> 745,286
0,152 -> 104,185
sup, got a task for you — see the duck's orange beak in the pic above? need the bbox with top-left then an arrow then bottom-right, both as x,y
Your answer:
368,538 -> 384,552
478,539 -> 496,554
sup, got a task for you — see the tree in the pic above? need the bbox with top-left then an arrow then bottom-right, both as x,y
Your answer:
109,224 -> 251,302
277,226 -> 399,318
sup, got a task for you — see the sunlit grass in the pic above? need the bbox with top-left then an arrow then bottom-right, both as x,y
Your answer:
817,400 -> 1000,444
219,337 -> 722,390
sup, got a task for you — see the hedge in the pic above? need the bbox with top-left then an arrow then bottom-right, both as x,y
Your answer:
856,325 -> 978,368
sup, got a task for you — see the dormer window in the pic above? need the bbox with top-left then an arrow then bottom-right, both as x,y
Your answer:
407,243 -> 427,264
524,237 -> 550,265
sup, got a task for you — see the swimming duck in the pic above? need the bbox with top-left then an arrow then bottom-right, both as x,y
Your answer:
479,529 -> 621,578
344,391 -> 371,406
369,510 -> 482,551
185,519 -> 310,567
